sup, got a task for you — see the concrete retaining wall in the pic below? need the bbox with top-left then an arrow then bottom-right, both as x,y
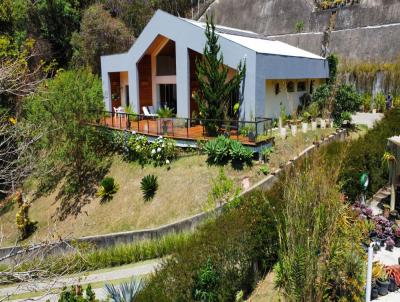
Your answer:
202,0 -> 400,61
0,129 -> 347,263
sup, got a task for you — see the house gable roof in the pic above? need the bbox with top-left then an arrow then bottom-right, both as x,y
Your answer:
183,18 -> 324,60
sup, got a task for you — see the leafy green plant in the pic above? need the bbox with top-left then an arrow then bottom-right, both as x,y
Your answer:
140,174 -> 158,201
104,278 -> 144,302
295,20 -> 304,33
204,136 -> 231,164
193,258 -> 220,302
374,92 -> 386,112
260,165 -> 270,175
333,84 -> 362,124
260,146 -> 274,162
229,140 -> 253,164
307,102 -> 320,120
97,177 -> 118,201
207,169 -> 238,209
157,106 -> 175,118
362,93 -> 372,112
340,111 -> 352,122
58,284 -> 97,302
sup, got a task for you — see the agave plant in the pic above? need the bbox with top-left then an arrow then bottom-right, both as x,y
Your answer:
204,136 -> 230,164
140,174 -> 158,201
104,278 -> 144,302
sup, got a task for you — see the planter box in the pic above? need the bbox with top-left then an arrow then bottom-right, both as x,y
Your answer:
311,121 -> 317,131
280,127 -> 287,138
302,122 -> 308,133
291,125 -> 297,136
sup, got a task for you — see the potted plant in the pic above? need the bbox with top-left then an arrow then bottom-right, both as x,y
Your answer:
301,111 -> 310,133
308,102 -> 319,131
157,107 -> 175,135
386,237 -> 395,251
374,263 -> 390,296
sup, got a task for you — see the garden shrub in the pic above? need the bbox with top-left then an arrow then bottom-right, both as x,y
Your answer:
374,92 -> 386,112
15,192 -> 37,241
113,132 -> 177,166
204,136 -> 254,165
333,84 -> 362,124
141,174 -> 158,201
136,190 -> 281,302
337,108 -> 400,200
58,284 -> 97,302
97,176 -> 118,201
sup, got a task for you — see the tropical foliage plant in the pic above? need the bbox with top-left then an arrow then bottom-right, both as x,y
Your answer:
97,177 -> 119,202
204,136 -> 254,165
140,174 -> 158,201
104,278 -> 144,302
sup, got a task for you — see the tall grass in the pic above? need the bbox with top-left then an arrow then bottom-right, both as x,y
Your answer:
16,232 -> 191,276
274,155 -> 367,302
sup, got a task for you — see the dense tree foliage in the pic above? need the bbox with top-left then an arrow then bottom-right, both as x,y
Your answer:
71,4 -> 134,74
24,68 -> 108,218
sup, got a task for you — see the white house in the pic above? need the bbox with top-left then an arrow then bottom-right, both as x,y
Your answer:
101,10 -> 329,120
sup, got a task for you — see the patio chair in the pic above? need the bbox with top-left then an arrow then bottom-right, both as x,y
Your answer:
142,106 -> 158,117
148,106 -> 157,115
113,107 -> 119,118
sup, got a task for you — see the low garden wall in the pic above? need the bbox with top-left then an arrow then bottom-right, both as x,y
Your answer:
0,129 -> 347,263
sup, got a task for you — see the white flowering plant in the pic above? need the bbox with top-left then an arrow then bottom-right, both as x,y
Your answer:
149,136 -> 177,166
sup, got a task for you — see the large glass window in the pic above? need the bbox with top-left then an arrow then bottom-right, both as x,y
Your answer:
156,40 -> 176,76
159,84 -> 177,113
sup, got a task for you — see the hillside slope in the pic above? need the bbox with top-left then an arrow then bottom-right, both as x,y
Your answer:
201,0 -> 400,61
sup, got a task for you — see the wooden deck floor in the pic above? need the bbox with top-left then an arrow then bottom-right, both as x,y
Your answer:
99,116 -> 258,145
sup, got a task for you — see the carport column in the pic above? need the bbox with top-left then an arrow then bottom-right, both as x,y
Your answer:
175,43 -> 190,118
128,64 -> 140,114
240,54 -> 258,121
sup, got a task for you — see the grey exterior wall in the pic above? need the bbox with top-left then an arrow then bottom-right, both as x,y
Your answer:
101,10 -> 328,120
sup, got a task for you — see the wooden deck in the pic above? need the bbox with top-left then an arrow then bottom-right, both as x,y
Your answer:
98,115 -> 261,146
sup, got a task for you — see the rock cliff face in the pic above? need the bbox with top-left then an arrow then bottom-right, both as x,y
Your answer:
201,0 -> 400,61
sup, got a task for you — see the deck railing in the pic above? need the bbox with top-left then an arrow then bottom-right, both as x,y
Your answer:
96,111 -> 273,144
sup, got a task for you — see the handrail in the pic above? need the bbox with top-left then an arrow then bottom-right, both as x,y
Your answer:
96,110 -> 274,144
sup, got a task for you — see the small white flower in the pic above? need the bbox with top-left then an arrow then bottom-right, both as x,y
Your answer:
151,149 -> 156,154
162,144 -> 165,148
131,131 -> 136,135
157,147 -> 161,152
166,159 -> 170,164
159,136 -> 163,139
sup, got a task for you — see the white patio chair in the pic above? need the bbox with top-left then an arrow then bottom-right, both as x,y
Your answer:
117,106 -> 125,117
113,107 -> 118,118
142,106 -> 158,117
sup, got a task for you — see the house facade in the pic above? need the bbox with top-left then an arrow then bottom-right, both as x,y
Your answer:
101,10 -> 329,120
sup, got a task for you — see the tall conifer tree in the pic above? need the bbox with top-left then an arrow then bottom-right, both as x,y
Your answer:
194,15 -> 246,135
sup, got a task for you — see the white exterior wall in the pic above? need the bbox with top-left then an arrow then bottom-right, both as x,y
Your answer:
264,79 -> 322,118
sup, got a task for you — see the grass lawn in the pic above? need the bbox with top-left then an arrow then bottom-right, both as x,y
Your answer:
0,127 -> 336,246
